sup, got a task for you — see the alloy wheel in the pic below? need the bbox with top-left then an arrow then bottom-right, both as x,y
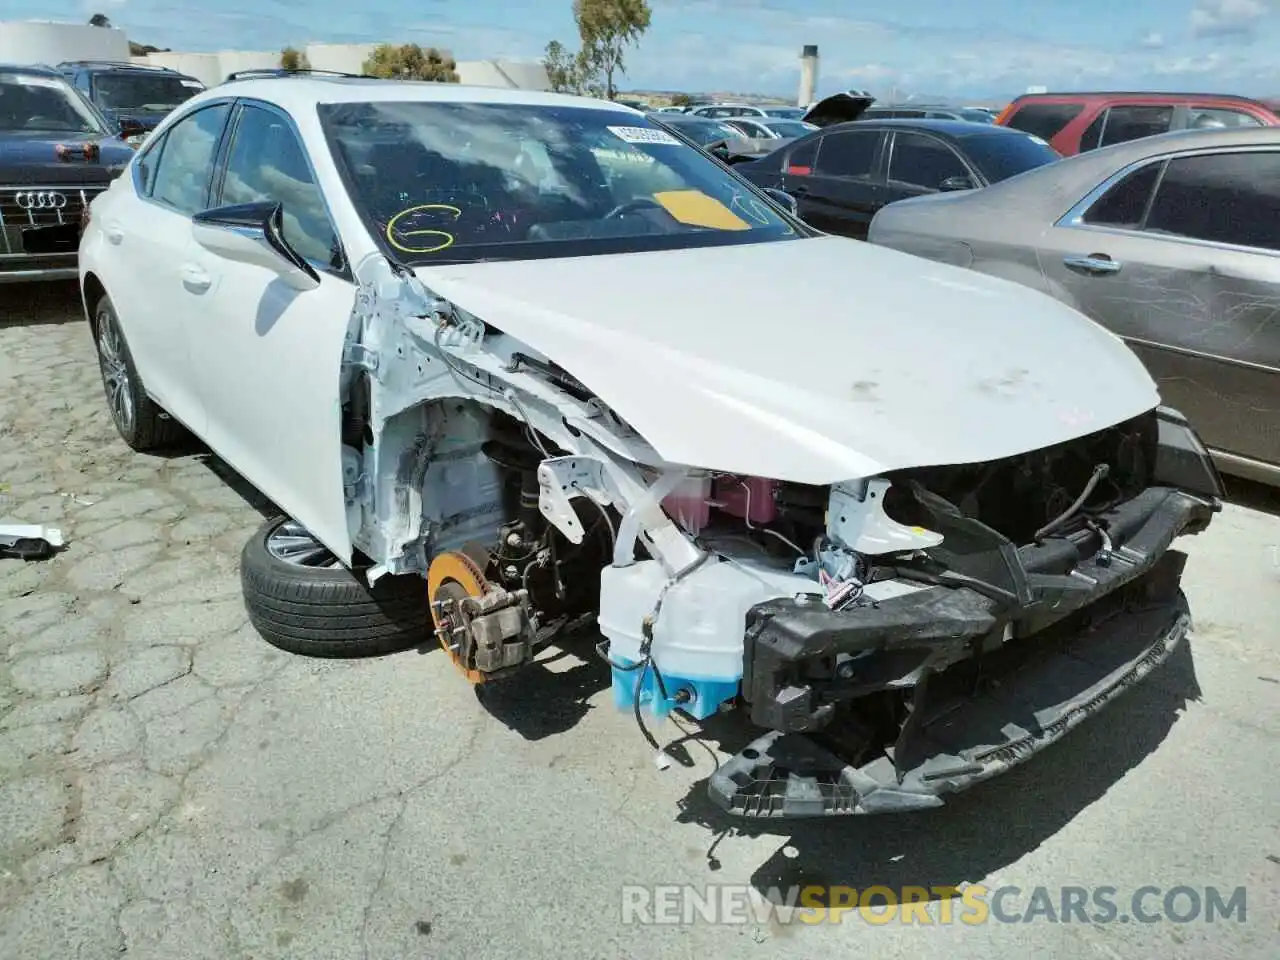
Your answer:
96,306 -> 135,435
266,520 -> 343,569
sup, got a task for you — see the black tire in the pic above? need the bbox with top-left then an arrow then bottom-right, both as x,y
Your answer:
240,516 -> 431,658
92,294 -> 187,451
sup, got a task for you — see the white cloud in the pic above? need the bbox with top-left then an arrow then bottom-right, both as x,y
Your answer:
1189,0 -> 1271,37
1138,30 -> 1165,48
1152,51 -> 1226,74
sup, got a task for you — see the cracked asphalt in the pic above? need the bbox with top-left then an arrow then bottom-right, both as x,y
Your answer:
1,282 -> 1278,960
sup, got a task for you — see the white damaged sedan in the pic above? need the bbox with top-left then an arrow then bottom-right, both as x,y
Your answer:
79,78 -> 1224,819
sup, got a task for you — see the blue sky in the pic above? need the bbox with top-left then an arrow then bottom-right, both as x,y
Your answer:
15,0 -> 1280,98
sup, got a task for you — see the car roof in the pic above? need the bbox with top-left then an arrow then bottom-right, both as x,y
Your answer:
826,117 -> 1026,139
200,76 -> 634,115
1010,90 -> 1272,106
0,63 -> 63,77
919,126 -> 1280,220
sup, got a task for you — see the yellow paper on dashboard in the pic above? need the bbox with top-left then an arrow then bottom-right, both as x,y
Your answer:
652,190 -> 751,230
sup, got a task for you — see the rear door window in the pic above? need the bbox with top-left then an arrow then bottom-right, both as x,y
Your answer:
1004,102 -> 1083,141
784,137 -> 819,175
813,130 -> 881,179
887,132 -> 969,190
1185,107 -> 1263,130
1082,163 -> 1162,228
1099,105 -> 1174,147
1144,151 -> 1280,251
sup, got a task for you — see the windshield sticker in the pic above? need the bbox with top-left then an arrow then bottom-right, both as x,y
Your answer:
386,204 -> 460,254
651,190 -> 750,231
607,125 -> 680,146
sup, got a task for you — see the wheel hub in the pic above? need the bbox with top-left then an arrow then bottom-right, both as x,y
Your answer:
427,546 -> 536,683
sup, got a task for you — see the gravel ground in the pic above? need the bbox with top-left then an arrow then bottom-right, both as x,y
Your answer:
1,282 -> 1278,959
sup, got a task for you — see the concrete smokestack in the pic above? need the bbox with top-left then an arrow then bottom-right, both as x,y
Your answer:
798,44 -> 818,107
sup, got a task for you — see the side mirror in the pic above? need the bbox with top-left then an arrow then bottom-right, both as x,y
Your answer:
191,200 -> 321,291
762,187 -> 798,217
117,117 -> 147,140
939,175 -> 976,192
706,139 -> 732,159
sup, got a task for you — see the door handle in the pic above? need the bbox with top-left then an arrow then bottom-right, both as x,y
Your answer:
1063,253 -> 1121,275
180,263 -> 211,293
104,220 -> 124,244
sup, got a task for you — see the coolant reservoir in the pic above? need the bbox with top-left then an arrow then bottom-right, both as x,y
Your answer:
599,558 -> 786,719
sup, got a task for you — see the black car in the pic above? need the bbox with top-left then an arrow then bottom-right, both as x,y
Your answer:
735,117 -> 1062,239
57,60 -> 205,145
1,64 -> 135,283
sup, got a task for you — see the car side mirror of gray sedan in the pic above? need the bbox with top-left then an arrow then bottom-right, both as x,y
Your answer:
939,175 -> 976,192
762,188 -> 799,217
191,200 -> 321,291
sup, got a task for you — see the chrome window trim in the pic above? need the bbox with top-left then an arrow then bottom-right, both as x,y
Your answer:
1054,144 -> 1280,259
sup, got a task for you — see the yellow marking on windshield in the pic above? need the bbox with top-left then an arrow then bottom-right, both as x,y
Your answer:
652,190 -> 751,230
386,204 -> 460,254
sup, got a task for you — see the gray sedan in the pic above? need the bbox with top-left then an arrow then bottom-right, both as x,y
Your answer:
869,126 -> 1280,485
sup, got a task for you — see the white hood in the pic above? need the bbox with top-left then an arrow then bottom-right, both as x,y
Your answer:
414,236 -> 1158,484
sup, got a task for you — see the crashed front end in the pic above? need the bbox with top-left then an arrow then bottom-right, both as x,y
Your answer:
703,408 -> 1222,817
340,255 -> 1222,821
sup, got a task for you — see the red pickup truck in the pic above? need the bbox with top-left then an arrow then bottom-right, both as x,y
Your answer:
994,91 -> 1280,156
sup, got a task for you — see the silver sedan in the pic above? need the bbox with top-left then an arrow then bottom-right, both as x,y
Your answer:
868,126 -> 1280,486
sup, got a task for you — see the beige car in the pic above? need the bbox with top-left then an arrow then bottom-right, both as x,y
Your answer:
869,126 -> 1280,485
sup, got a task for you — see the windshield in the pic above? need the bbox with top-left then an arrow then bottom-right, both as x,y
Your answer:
0,72 -> 105,134
320,102 -> 800,266
960,131 -> 1061,182
92,73 -> 203,111
960,108 -> 996,124
764,107 -> 805,120
761,120 -> 815,137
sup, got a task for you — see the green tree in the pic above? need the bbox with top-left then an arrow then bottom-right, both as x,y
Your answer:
669,92 -> 691,107
543,40 -> 579,94
574,0 -> 651,100
361,44 -> 460,82
280,46 -> 311,71
87,13 -> 112,27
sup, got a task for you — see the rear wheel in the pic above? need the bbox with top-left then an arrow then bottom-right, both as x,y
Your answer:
240,516 -> 432,658
92,294 -> 187,451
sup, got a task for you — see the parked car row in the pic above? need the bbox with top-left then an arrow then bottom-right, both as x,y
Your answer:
0,59 -> 207,283
714,93 -> 1057,236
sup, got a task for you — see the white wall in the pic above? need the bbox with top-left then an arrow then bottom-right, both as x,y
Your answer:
457,59 -> 550,90
214,49 -> 280,81
0,20 -> 130,65
305,42 -> 377,75
141,52 -> 223,87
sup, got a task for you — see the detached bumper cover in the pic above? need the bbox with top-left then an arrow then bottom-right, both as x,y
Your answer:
711,485 -> 1217,819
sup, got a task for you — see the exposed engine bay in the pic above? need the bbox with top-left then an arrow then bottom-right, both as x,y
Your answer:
338,254 -> 1224,819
